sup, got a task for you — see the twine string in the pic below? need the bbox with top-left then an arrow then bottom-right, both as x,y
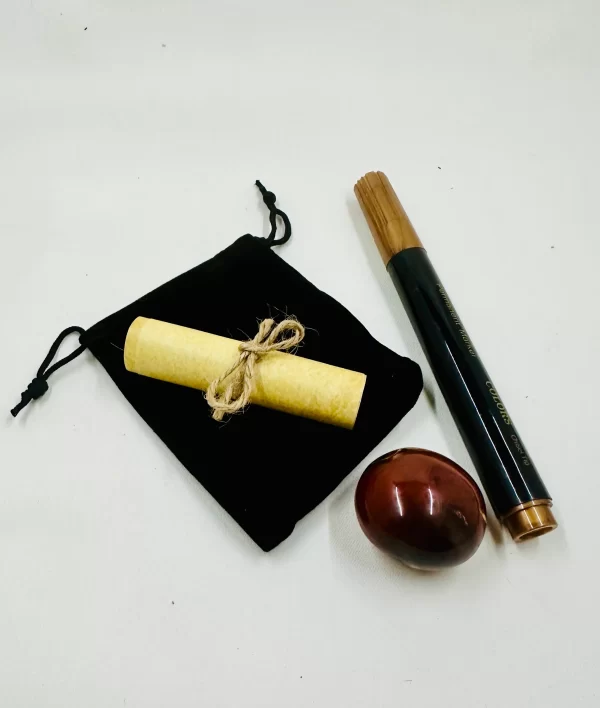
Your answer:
205,318 -> 305,421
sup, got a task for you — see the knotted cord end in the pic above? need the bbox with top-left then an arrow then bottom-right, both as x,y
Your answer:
255,180 -> 292,247
11,377 -> 49,417
10,326 -> 86,418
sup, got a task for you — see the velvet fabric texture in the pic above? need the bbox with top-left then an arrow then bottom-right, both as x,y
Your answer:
78,234 -> 422,550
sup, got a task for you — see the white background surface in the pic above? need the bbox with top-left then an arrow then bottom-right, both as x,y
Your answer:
1,1 -> 599,706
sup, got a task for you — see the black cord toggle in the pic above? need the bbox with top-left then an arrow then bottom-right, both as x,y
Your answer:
24,377 -> 49,401
261,191 -> 276,206
255,180 -> 292,247
11,325 -> 87,417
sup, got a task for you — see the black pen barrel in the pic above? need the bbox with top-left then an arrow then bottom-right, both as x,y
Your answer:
388,248 -> 555,540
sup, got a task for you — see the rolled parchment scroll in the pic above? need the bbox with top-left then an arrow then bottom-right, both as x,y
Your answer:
124,317 -> 367,429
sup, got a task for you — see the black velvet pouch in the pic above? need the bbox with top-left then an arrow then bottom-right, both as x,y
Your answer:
12,183 -> 422,551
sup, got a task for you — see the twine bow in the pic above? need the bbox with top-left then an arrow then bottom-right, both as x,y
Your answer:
205,318 -> 305,421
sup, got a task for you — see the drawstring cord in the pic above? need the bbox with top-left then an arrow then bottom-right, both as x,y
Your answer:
11,326 -> 87,417
256,180 -> 292,247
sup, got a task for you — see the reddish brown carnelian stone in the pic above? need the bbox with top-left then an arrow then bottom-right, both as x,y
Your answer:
355,448 -> 486,570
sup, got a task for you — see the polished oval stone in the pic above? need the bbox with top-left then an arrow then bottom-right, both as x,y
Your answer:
355,448 -> 486,570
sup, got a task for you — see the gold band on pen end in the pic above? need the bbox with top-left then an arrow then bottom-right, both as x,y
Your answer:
502,500 -> 558,542
355,172 -> 423,264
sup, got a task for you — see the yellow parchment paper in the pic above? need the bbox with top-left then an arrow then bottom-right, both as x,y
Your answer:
124,317 -> 367,429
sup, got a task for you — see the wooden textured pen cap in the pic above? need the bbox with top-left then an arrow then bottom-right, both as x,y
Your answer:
355,172 -> 423,264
